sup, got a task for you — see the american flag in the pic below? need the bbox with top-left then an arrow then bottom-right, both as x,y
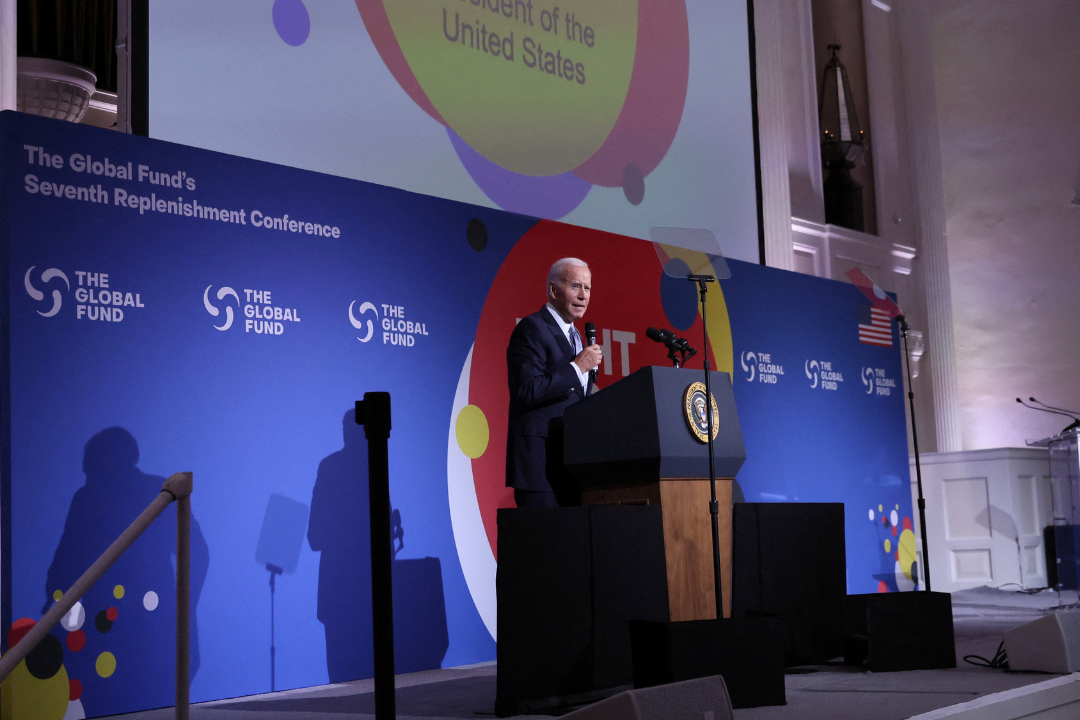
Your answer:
858,304 -> 892,346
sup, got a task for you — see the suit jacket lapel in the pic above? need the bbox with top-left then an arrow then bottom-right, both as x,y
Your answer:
540,307 -> 585,400
539,307 -> 574,358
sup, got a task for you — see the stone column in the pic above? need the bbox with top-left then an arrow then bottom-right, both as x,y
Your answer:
753,0 -> 796,271
0,0 -> 15,111
896,0 -> 962,451
116,0 -> 132,133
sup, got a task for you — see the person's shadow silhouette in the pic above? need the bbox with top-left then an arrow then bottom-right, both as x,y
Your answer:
43,427 -> 209,717
308,409 -> 452,682
308,409 -> 375,683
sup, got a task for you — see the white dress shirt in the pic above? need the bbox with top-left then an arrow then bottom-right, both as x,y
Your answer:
545,303 -> 590,392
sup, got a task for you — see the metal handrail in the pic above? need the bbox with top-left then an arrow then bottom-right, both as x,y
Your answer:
0,471 -> 193,720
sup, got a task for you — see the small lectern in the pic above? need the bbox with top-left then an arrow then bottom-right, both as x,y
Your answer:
563,365 -> 745,620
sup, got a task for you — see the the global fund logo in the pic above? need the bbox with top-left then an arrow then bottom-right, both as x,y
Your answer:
805,359 -> 843,390
740,350 -> 784,384
349,301 -> 430,347
204,285 -> 301,335
26,266 -> 145,322
862,367 -> 897,396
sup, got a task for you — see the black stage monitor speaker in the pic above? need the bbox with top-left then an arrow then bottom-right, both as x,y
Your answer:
496,506 -> 669,716
842,592 -> 956,672
1003,609 -> 1080,673
629,617 -> 785,709
560,675 -> 734,720
1046,524 -> 1080,590
732,503 -> 846,666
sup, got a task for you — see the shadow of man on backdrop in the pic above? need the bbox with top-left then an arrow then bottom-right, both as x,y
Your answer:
308,408 -> 450,683
308,409 -> 375,683
44,427 -> 209,717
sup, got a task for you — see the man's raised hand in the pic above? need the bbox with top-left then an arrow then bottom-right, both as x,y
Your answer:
573,345 -> 603,375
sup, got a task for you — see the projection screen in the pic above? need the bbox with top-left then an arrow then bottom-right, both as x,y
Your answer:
148,0 -> 761,263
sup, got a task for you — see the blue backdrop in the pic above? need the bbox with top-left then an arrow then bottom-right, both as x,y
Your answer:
1,112 -> 913,718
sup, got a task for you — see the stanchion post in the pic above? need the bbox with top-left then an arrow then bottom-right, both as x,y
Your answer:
176,484 -> 191,720
357,392 -> 395,720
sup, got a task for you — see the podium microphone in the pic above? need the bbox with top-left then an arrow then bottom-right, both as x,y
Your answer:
1016,398 -> 1080,431
648,327 -> 690,367
1016,397 -> 1078,420
1030,397 -> 1080,417
646,327 -> 676,348
584,322 -> 597,385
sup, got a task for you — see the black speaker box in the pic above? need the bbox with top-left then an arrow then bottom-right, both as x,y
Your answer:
1046,524 -> 1080,590
732,503 -> 846,666
1045,525 -> 1060,589
842,592 -> 956,671
629,617 -> 786,709
495,506 -> 669,716
590,505 -> 671,689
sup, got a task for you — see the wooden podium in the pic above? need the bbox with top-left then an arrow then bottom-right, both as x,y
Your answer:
563,366 -> 746,621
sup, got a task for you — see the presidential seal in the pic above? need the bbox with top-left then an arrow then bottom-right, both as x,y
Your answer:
682,381 -> 719,443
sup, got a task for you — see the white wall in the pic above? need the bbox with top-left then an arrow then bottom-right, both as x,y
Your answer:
931,1 -> 1080,449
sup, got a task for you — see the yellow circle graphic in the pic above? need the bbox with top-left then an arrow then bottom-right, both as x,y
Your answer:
456,404 -> 490,459
898,528 -> 918,580
52,589 -> 62,601
655,245 -> 733,377
884,539 -> 892,554
96,651 -> 117,678
383,0 -> 638,176
113,585 -> 125,599
0,657 -> 69,720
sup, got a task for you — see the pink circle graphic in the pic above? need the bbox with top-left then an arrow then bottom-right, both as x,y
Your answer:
571,0 -> 690,190
354,0 -> 446,125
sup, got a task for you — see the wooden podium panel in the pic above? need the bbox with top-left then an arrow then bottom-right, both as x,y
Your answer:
581,479 -> 732,621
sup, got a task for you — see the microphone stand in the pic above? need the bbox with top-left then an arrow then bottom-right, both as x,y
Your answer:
668,346 -> 682,368
688,273 -> 724,620
266,563 -> 283,691
897,315 -> 931,592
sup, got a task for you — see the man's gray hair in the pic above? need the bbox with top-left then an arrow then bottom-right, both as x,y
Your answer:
547,257 -> 589,292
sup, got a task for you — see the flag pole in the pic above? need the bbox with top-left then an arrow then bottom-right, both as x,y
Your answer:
897,314 -> 931,591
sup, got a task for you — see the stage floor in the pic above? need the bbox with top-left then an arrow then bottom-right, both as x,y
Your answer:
101,587 -> 1078,720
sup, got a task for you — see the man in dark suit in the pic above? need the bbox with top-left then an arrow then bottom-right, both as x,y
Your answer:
506,258 -> 603,507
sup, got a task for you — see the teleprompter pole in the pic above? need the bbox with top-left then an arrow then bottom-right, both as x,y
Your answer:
176,490 -> 190,720
898,316 -> 931,592
357,392 -> 395,720
266,563 -> 284,692
691,274 -> 724,621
